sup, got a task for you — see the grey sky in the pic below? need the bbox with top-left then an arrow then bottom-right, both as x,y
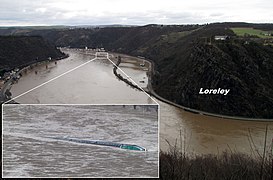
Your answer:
0,0 -> 272,26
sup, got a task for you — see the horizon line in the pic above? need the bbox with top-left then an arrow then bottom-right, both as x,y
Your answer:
1,22 -> 273,28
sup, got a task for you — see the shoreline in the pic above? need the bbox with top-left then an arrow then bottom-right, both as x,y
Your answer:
110,53 -> 273,122
112,56 -> 142,91
0,54 -> 69,103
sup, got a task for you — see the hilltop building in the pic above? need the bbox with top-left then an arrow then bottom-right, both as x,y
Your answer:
214,35 -> 229,41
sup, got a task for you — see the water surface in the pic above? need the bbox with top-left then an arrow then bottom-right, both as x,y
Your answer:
3,105 -> 158,177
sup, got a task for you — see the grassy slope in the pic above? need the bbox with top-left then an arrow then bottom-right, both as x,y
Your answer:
231,27 -> 273,38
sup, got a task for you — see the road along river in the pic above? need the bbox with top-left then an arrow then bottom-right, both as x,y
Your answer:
7,48 -> 273,155
113,51 -> 273,155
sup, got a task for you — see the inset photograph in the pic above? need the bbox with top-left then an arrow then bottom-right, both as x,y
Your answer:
2,104 -> 159,178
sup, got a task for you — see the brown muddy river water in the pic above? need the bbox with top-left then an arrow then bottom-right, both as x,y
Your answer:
10,49 -> 154,104
3,105 -> 158,177
3,48 -> 273,176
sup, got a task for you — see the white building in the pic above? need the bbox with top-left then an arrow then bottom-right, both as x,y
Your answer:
214,35 -> 229,41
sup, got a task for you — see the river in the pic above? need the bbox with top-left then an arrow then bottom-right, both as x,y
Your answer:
9,49 -> 154,104
3,105 -> 158,177
3,48 -> 273,175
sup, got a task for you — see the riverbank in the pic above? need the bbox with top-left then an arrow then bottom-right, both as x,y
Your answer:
112,56 -> 142,91
0,54 -> 68,103
110,53 -> 273,122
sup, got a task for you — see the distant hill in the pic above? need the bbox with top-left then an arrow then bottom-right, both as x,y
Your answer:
0,36 -> 64,74
1,22 -> 273,118
0,24 -> 202,49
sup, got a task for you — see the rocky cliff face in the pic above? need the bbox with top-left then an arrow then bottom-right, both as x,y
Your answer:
154,41 -> 273,118
0,36 -> 64,73
129,24 -> 273,118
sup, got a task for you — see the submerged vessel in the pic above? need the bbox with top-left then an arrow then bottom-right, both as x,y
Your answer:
50,137 -> 147,151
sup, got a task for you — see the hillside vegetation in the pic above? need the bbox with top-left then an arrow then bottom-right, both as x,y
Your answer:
1,23 -> 273,118
0,36 -> 64,74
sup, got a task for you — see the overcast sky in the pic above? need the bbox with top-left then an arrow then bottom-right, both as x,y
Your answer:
0,0 -> 272,26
